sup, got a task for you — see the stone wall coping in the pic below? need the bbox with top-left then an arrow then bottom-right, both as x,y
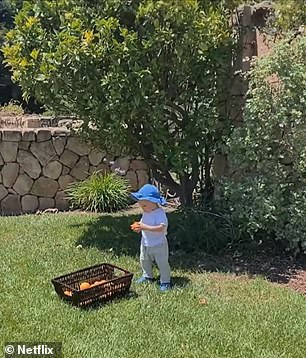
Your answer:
0,128 -> 70,136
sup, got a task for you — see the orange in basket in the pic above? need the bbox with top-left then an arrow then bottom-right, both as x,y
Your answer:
80,282 -> 91,290
64,290 -> 72,297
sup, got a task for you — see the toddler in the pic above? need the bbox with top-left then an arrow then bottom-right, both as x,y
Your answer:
130,184 -> 171,291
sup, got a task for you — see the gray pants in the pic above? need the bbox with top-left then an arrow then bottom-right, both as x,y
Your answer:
140,243 -> 171,284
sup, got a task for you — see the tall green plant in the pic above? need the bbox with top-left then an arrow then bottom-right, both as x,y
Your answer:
3,0 -> 235,206
223,35 -> 306,253
66,172 -> 131,213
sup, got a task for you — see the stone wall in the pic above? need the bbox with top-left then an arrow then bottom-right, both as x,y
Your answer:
0,128 -> 148,215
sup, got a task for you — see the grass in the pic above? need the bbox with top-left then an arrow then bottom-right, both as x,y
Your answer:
1,212 -> 306,358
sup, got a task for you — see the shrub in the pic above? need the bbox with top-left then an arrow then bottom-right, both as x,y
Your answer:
168,208 -> 235,254
66,172 -> 131,213
222,35 -> 306,254
0,100 -> 24,115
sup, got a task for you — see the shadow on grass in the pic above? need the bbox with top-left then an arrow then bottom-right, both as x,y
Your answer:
80,291 -> 140,311
73,211 -> 306,289
74,213 -> 140,257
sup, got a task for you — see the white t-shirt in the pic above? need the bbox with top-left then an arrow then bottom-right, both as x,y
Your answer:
140,208 -> 168,247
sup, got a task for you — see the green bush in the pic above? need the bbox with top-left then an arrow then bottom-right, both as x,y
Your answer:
168,208 -> 235,254
0,100 -> 24,115
222,35 -> 306,254
66,172 -> 131,213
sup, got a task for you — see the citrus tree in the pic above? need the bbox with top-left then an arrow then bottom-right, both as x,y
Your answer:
3,0 -> 235,206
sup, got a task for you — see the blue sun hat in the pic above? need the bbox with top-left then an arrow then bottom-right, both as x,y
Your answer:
131,184 -> 167,206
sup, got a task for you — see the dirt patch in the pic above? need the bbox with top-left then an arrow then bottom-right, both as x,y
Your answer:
172,251 -> 306,296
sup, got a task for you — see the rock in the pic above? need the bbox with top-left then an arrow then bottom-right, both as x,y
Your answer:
22,130 -> 36,141
55,191 -> 70,211
17,150 -> 29,163
13,173 -> 34,195
17,151 -> 41,179
39,197 -> 55,210
8,188 -> 17,195
0,142 -> 18,162
30,141 -> 57,166
21,195 -> 39,213
36,129 -> 51,142
58,175 -> 75,190
62,166 -> 70,175
1,163 -> 19,187
96,163 -> 109,173
88,149 -> 105,166
130,160 -> 148,171
1,194 -> 21,215
125,170 -> 138,191
52,137 -> 66,156
43,161 -> 63,180
70,157 -> 89,180
31,177 -> 58,197
89,166 -> 97,175
0,154 -> 3,166
136,170 -> 149,188
2,130 -> 22,142
111,157 -> 130,172
59,149 -> 79,168
0,184 -> 8,201
66,136 -> 91,156
18,141 -> 30,150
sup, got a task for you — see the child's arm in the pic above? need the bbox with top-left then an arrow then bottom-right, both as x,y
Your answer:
139,223 -> 166,232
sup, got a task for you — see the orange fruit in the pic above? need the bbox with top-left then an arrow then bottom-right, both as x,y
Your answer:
91,279 -> 107,287
131,222 -> 140,230
64,290 -> 72,297
79,282 -> 91,290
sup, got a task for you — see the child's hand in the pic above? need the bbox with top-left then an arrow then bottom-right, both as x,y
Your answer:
130,222 -> 141,233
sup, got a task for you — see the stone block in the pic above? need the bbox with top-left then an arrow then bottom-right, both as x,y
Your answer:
66,136 -> 90,156
88,149 -> 105,166
0,142 -> 18,162
31,177 -> 58,197
13,173 -> 34,195
36,129 -> 52,142
70,157 -> 90,180
60,149 -> 79,168
125,170 -> 138,191
1,163 -> 19,187
111,157 -> 130,172
0,184 -> 8,201
17,151 -> 41,179
1,194 -> 21,215
55,191 -> 70,211
22,130 -> 36,141
19,141 -> 30,150
2,130 -> 22,142
130,160 -> 148,171
52,137 -> 66,156
21,195 -> 39,213
136,170 -> 149,188
43,161 -> 63,180
62,166 -> 70,175
30,141 -> 57,166
39,197 -> 55,210
58,175 -> 75,191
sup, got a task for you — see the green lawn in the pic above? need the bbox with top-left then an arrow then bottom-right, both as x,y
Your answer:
1,213 -> 306,358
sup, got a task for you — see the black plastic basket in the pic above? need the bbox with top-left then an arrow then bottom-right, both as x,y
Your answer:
51,263 -> 133,307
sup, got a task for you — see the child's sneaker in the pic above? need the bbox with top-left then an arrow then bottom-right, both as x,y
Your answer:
160,282 -> 171,291
135,276 -> 153,284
